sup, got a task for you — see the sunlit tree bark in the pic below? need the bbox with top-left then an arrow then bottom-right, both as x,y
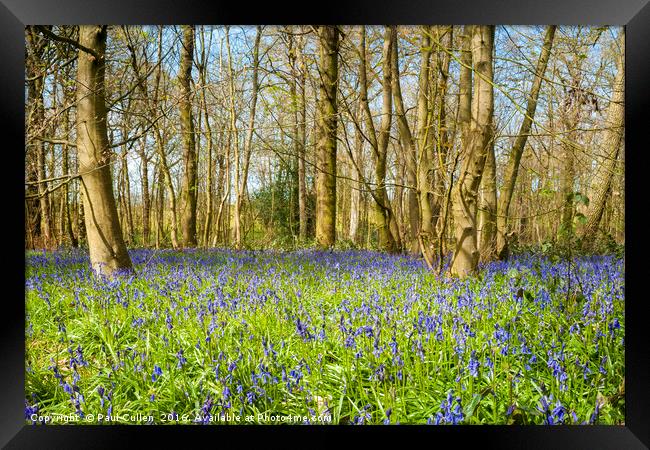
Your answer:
179,25 -> 198,247
315,25 -> 340,248
450,25 -> 494,278
76,25 -> 132,276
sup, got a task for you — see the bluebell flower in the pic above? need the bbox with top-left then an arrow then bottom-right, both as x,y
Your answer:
437,392 -> 464,424
75,345 -> 89,367
344,335 -> 356,349
197,395 -> 213,424
590,399 -> 603,424
166,312 -> 173,331
468,351 -> 480,378
385,408 -> 392,421
537,395 -> 567,425
151,365 -> 163,382
63,383 -> 74,395
296,318 -> 313,341
599,356 -> 608,375
25,401 -> 39,423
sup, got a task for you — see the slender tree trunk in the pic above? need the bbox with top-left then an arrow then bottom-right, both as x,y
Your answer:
288,30 -> 308,242
234,26 -> 261,249
26,26 -> 52,249
214,128 -> 231,247
122,141 -> 134,244
560,114 -> 578,241
496,25 -> 556,259
201,95 -> 213,248
374,27 -> 397,252
430,26 -> 453,251
358,26 -> 396,252
478,131 -> 497,261
76,25 -> 132,276
225,27 -> 242,248
297,34 -> 308,241
179,25 -> 198,247
391,27 -> 419,254
416,26 -> 435,256
349,101 -> 363,243
450,25 -> 495,278
76,146 -> 86,247
214,151 -> 226,246
315,25 -> 340,248
198,27 -> 214,247
140,139 -> 150,247
392,149 -> 406,250
60,107 -> 77,246
59,141 -> 67,243
458,25 -> 474,146
558,50 -> 588,244
25,162 -> 40,249
47,142 -> 58,246
155,161 -> 164,248
64,147 -> 78,246
116,154 -> 124,236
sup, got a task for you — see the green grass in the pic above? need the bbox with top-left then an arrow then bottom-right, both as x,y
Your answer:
24,248 -> 624,425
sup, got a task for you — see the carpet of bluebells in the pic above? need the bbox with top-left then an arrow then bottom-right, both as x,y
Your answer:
25,248 -> 625,425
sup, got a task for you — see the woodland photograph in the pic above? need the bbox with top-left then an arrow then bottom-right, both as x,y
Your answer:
24,25 -> 624,425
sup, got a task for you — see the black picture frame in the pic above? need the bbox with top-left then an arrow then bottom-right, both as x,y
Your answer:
3,0 -> 648,448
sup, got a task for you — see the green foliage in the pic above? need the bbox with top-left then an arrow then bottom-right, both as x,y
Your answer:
248,164 -> 314,250
25,249 -> 625,425
572,192 -> 590,208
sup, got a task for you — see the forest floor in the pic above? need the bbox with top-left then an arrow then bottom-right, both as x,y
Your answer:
24,248 -> 624,425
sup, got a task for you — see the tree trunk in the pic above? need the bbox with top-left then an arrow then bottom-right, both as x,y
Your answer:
560,115 -> 578,241
349,101 -> 363,243
140,139 -> 150,247
358,26 -> 396,252
496,25 -> 556,259
26,26 -> 52,249
430,26 -> 453,252
391,27 -> 419,254
297,33 -> 308,241
234,26 -> 261,249
201,91 -> 213,248
64,143 -> 78,247
288,30 -> 308,242
416,26 -> 436,258
179,25 -> 198,248
226,27 -> 241,249
122,141 -> 134,244
198,26 -> 213,247
315,26 -> 339,248
478,132 -> 497,261
76,25 -> 132,276
60,103 -> 77,247
214,151 -> 227,246
155,161 -> 164,248
450,25 -> 495,278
